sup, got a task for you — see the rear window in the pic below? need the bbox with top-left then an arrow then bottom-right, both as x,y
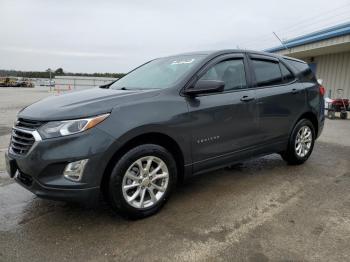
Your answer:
284,59 -> 316,82
251,59 -> 283,87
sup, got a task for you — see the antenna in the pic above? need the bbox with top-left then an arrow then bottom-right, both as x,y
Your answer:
273,32 -> 290,52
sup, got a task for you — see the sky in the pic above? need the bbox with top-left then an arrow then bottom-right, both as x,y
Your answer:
1,0 -> 350,73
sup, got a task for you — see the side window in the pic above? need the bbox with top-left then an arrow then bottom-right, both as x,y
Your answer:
280,63 -> 295,84
199,59 -> 247,91
252,59 -> 283,87
285,59 -> 316,82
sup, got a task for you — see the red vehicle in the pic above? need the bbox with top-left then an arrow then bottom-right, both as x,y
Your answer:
325,89 -> 349,119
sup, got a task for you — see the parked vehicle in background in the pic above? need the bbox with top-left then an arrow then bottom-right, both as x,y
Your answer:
0,77 -> 17,87
325,89 -> 349,119
14,78 -> 35,88
0,77 -> 34,87
5,50 -> 325,219
38,79 -> 55,87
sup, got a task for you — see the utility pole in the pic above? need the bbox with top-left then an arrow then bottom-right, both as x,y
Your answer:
48,68 -> 52,92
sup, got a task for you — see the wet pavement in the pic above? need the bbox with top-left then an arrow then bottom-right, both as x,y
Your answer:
0,139 -> 349,261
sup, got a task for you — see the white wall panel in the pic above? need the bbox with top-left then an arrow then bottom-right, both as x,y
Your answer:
315,51 -> 350,98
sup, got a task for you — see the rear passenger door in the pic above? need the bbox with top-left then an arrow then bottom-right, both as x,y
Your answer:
248,54 -> 305,145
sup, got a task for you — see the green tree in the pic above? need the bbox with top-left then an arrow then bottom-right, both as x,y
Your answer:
55,68 -> 64,75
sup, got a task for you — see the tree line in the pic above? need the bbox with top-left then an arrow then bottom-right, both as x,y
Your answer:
0,68 -> 125,79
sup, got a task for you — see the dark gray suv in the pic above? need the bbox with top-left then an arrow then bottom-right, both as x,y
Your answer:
5,50 -> 325,218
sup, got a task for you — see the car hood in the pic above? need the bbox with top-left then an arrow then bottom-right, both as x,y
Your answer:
18,88 -> 160,121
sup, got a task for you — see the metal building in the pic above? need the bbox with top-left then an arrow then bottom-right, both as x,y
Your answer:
267,22 -> 350,99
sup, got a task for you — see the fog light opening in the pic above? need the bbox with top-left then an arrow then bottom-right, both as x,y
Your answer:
63,159 -> 88,182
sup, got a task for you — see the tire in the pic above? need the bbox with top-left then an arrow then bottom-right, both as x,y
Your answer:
340,111 -> 348,119
108,144 -> 177,219
281,119 -> 315,165
327,110 -> 335,119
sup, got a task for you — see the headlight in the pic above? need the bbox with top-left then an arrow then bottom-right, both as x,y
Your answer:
38,113 -> 110,139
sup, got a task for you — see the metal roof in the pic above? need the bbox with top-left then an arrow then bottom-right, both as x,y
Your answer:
266,22 -> 350,53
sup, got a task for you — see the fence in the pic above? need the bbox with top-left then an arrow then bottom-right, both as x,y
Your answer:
54,76 -> 118,90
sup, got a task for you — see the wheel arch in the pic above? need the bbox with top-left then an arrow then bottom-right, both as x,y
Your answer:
101,132 -> 186,194
296,111 -> 319,137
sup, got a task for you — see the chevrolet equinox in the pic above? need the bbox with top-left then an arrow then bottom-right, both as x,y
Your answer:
5,50 -> 325,218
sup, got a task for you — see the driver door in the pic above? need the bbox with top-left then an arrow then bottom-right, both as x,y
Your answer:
186,54 -> 259,172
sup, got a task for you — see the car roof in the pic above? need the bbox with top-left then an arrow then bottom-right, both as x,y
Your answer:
163,49 -> 304,61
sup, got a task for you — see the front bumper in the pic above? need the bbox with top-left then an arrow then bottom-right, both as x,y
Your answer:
14,168 -> 100,203
5,126 -> 118,203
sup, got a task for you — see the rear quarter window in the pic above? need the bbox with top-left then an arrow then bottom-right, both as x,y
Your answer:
280,63 -> 295,84
283,59 -> 316,83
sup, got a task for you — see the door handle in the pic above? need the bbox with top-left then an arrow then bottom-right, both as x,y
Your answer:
240,95 -> 255,102
292,88 -> 299,94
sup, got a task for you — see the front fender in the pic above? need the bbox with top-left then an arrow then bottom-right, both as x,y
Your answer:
97,95 -> 192,166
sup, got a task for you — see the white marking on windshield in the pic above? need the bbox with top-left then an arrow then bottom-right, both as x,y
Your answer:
171,59 -> 195,65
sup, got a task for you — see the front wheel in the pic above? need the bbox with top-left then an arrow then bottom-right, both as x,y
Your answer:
108,144 -> 177,219
327,110 -> 335,119
281,119 -> 315,165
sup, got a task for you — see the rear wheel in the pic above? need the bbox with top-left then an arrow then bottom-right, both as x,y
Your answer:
340,111 -> 348,119
281,119 -> 315,165
108,144 -> 177,219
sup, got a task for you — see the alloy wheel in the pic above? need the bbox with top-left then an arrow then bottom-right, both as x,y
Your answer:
295,126 -> 312,157
122,156 -> 169,209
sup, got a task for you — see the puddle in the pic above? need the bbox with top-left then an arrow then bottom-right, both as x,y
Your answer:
0,183 -> 36,231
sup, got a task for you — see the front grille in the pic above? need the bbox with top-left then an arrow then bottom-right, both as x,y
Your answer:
10,118 -> 43,155
15,118 -> 44,129
10,129 -> 35,155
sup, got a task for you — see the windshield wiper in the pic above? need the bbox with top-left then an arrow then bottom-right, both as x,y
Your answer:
118,87 -> 159,91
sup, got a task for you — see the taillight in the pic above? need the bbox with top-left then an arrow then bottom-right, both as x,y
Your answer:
319,85 -> 325,96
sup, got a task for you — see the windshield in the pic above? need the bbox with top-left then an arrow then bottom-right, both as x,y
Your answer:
110,55 -> 205,90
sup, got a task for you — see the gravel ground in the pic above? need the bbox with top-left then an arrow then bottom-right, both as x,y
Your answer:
0,87 -> 349,261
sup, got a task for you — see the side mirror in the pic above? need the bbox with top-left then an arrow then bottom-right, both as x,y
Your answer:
184,80 -> 225,96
